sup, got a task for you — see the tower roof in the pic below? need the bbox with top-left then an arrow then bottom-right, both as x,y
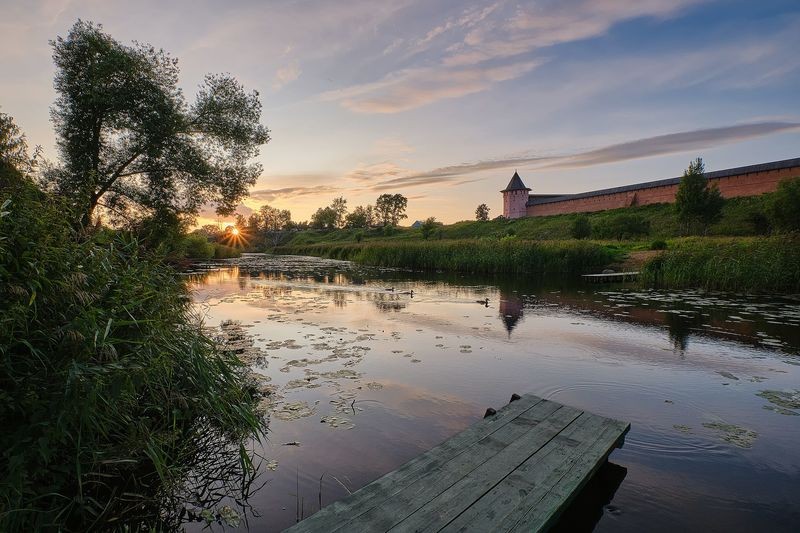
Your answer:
500,171 -> 531,192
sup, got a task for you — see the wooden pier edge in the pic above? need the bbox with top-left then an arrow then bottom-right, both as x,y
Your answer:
284,393 -> 630,533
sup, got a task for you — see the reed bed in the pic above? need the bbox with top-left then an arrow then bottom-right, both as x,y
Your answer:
276,238 -> 621,274
1,165 -> 264,530
640,236 -> 800,292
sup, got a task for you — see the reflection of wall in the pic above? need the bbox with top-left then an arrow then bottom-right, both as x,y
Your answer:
499,292 -> 524,335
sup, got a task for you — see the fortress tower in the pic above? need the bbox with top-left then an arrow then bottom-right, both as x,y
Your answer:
501,171 -> 531,219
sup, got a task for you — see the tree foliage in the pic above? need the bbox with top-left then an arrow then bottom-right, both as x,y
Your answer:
310,206 -> 337,230
768,177 -> 800,233
46,21 -> 270,227
375,193 -> 408,227
345,205 -> 375,228
674,158 -> 724,234
475,203 -> 490,221
331,196 -> 347,229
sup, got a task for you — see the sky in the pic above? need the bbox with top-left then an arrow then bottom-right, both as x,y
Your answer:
1,0 -> 799,225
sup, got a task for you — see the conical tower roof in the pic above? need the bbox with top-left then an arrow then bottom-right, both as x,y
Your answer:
500,171 -> 531,192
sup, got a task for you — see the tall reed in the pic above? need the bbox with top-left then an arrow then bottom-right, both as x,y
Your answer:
640,236 -> 800,292
0,164 -> 264,530
277,238 -> 620,274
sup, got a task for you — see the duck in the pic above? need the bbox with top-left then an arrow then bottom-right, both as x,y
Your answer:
476,297 -> 489,306
399,289 -> 414,296
385,287 -> 395,292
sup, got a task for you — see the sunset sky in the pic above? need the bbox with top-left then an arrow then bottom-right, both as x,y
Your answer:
1,0 -> 799,225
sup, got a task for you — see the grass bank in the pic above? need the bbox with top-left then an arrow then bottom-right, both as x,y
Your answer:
640,236 -> 800,292
275,238 -> 623,275
279,194 -> 777,249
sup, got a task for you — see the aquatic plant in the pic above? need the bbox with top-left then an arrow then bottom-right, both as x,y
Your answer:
0,165 -> 264,530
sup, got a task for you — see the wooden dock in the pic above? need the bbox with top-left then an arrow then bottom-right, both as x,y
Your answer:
581,271 -> 639,283
284,394 -> 630,533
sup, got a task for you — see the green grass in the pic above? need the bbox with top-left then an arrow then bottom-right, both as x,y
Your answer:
640,235 -> 800,292
276,238 -> 623,275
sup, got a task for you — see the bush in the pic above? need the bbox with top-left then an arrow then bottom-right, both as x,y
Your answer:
0,166 -> 262,530
768,177 -> 800,233
650,239 -> 668,250
421,217 -> 438,240
570,215 -> 592,239
594,213 -> 651,240
214,243 -> 242,259
184,233 -> 215,259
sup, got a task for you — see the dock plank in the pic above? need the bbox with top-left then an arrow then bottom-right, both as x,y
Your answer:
286,394 -> 545,533
283,394 -> 629,533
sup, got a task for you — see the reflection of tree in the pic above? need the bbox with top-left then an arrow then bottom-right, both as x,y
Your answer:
498,289 -> 524,336
664,311 -> 701,354
367,292 -> 408,312
331,290 -> 347,309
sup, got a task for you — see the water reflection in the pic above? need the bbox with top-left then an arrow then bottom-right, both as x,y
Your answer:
187,254 -> 800,533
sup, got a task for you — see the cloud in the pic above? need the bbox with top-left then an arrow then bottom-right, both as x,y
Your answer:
320,59 -> 542,113
249,185 -> 342,203
359,120 -> 800,190
547,121 -> 800,169
444,0 -> 707,66
273,62 -> 301,89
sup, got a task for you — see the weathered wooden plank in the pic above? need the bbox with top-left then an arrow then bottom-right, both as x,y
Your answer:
284,394 -> 630,533
284,394 -> 546,533
509,420 -> 630,532
384,405 -> 584,533
439,414 -> 626,532
327,401 -> 576,533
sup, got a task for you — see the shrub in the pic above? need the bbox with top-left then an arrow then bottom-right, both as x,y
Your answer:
421,217 -> 438,240
214,243 -> 242,259
570,215 -> 592,239
768,177 -> 800,233
594,213 -> 651,240
184,233 -> 215,259
0,166 -> 262,530
650,239 -> 668,250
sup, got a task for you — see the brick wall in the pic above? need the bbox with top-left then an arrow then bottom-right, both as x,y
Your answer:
527,164 -> 800,217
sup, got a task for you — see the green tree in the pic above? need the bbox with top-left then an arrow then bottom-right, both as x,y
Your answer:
570,215 -> 592,239
310,206 -> 337,229
768,177 -> 800,233
674,158 -> 724,234
331,196 -> 348,228
345,205 -> 374,228
421,216 -> 438,239
46,21 -> 270,227
0,111 -> 30,168
375,193 -> 408,226
475,203 -> 490,221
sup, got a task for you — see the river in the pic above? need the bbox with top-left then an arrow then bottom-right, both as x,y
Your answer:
187,253 -> 800,532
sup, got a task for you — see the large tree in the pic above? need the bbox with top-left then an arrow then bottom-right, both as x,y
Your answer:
674,158 -> 724,234
47,21 -> 270,227
375,193 -> 408,227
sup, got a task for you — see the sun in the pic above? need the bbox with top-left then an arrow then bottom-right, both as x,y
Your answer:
231,227 -> 240,236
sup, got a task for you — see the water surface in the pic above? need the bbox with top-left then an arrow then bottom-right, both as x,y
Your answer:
188,254 -> 800,532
